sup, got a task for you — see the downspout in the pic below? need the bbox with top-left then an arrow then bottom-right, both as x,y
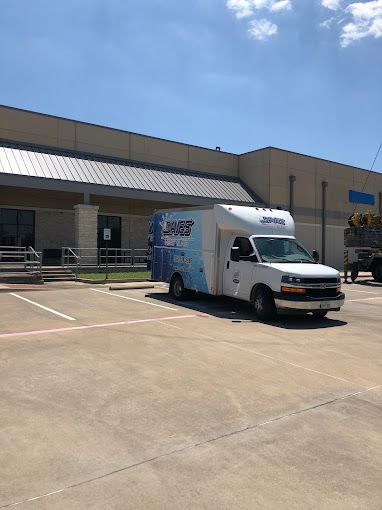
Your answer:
322,181 -> 328,265
289,175 -> 296,216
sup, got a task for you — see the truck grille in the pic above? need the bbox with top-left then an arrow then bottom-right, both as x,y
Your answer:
306,288 -> 339,298
303,278 -> 338,284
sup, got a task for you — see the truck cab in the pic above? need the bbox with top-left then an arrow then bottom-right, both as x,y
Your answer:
224,234 -> 344,320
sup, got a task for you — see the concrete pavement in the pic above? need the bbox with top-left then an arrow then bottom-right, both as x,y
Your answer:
0,281 -> 381,509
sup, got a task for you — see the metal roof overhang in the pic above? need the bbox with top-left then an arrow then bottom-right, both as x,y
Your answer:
0,142 -> 263,206
0,173 -> 251,206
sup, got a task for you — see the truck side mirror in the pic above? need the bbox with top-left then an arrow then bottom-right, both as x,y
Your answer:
231,247 -> 240,262
313,250 -> 319,262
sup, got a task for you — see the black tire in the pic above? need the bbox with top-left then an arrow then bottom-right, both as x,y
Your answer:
169,274 -> 188,301
372,265 -> 382,283
253,287 -> 276,321
312,311 -> 328,319
351,269 -> 358,282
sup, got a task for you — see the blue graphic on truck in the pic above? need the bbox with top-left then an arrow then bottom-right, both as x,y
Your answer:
151,210 -> 208,293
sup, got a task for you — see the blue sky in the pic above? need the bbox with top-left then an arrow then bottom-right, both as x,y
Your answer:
0,0 -> 381,171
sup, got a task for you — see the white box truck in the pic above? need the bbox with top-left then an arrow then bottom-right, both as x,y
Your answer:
148,204 -> 344,320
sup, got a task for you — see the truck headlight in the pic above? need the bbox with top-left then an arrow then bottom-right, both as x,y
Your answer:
281,276 -> 304,284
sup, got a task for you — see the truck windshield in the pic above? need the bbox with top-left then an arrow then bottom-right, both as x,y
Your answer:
254,237 -> 314,263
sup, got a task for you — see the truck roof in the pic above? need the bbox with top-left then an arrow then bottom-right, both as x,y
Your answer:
154,204 -> 295,237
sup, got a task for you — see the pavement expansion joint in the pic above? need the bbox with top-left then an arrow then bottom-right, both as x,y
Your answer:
2,384 -> 380,509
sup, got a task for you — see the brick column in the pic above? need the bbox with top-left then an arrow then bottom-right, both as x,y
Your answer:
74,204 -> 99,263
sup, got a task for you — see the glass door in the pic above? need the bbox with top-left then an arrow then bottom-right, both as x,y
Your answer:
0,208 -> 35,247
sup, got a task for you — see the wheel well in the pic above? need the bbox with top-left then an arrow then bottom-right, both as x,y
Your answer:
170,272 -> 182,284
250,283 -> 273,302
369,258 -> 382,271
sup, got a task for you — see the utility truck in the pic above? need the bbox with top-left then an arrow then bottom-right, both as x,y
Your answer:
148,205 -> 344,320
344,212 -> 382,283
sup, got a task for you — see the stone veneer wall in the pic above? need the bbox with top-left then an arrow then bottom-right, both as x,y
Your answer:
74,204 -> 99,249
34,209 -> 75,252
121,216 -> 149,250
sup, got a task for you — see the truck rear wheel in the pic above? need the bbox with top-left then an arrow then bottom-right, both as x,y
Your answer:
351,269 -> 358,282
312,311 -> 328,319
253,287 -> 276,321
372,265 -> 382,283
169,275 -> 189,300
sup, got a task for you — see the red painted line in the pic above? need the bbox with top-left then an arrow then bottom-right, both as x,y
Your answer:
0,314 -> 207,339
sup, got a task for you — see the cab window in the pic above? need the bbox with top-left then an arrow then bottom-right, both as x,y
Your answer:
231,237 -> 253,259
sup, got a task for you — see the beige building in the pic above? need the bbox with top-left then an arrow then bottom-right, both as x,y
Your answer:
1,104 -> 381,269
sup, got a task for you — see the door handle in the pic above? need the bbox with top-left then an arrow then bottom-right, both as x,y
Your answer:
227,261 -> 230,269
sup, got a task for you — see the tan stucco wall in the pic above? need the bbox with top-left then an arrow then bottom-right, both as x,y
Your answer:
0,105 -> 238,176
267,148 -> 382,223
0,186 -> 83,209
267,149 -> 382,268
2,105 -> 382,269
238,148 -> 270,205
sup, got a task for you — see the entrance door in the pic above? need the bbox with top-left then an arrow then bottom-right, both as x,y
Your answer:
97,215 -> 121,264
97,215 -> 121,249
0,208 -> 35,247
223,236 -> 254,301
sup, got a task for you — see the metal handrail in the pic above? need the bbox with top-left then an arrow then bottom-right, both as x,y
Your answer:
0,245 -> 42,278
62,247 -> 81,279
27,246 -> 42,276
61,247 -> 147,271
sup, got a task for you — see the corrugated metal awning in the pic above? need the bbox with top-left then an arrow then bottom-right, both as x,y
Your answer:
0,142 -> 261,205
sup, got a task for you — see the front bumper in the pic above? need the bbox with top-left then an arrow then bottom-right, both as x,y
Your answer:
274,292 -> 345,312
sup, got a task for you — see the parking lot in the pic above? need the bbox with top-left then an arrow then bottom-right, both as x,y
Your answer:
0,280 -> 381,509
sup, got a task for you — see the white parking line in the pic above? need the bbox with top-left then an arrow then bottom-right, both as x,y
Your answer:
10,293 -> 76,321
347,296 -> 382,302
344,289 -> 378,294
91,288 -> 178,311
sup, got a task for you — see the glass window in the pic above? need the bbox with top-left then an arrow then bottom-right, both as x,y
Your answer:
254,237 -> 314,263
18,225 -> 34,247
0,209 -> 35,247
232,237 -> 253,259
18,210 -> 35,226
98,215 -> 108,229
1,209 -> 17,224
107,216 -> 121,229
1,224 -> 17,245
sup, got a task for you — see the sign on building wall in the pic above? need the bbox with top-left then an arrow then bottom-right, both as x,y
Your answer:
103,228 -> 112,241
349,190 -> 375,205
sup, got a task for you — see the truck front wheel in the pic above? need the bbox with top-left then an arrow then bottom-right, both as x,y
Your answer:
253,287 -> 276,321
169,275 -> 188,300
372,264 -> 382,283
312,311 -> 328,319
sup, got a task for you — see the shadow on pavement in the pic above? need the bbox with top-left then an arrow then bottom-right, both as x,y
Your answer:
145,292 -> 347,330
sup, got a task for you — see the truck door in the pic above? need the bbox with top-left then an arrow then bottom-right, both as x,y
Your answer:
223,236 -> 254,301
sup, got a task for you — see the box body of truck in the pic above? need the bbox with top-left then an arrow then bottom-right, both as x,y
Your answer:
149,204 -> 344,317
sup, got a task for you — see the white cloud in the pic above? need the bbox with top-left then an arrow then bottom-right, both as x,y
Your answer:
321,0 -> 341,10
226,0 -> 291,42
226,0 -> 254,18
248,18 -> 278,39
270,0 -> 292,12
320,16 -> 335,28
341,0 -> 382,47
226,0 -> 382,47
226,0 -> 292,18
